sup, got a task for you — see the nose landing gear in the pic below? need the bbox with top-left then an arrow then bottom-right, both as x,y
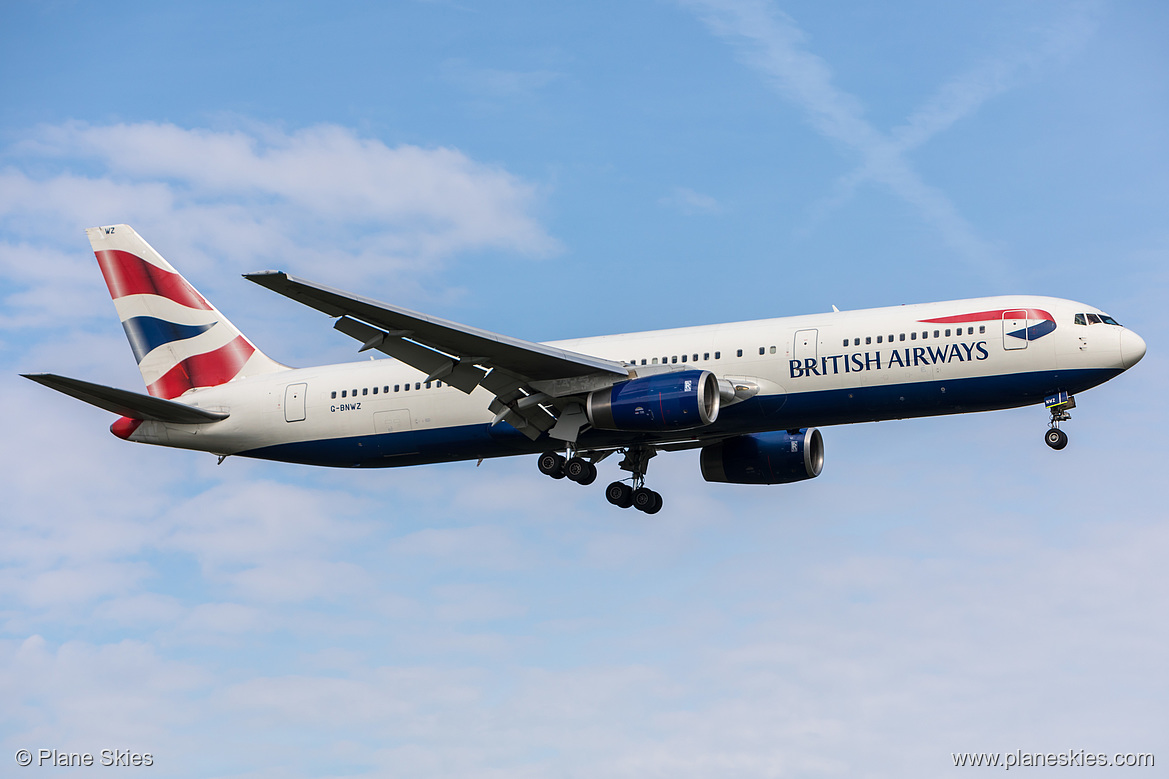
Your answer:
1044,392 -> 1075,450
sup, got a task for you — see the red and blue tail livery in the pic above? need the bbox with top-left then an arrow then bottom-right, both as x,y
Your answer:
87,226 -> 285,399
24,225 -> 1146,513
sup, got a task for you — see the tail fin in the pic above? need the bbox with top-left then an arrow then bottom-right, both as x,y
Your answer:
87,225 -> 288,399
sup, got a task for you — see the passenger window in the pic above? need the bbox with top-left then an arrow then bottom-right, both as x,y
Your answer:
758,347 -> 765,355
641,359 -> 647,365
404,384 -> 409,391
425,381 -> 431,389
933,330 -> 939,338
910,332 -> 917,341
842,339 -> 849,347
341,390 -> 347,398
372,386 -> 378,394
922,332 -> 928,339
865,337 -> 871,345
394,385 -> 400,392
331,391 -> 337,399
671,356 -> 677,364
899,333 -> 905,341
945,329 -> 951,337
415,383 -> 421,390
853,338 -> 860,346
693,354 -> 699,361
681,354 -> 687,363
888,334 -> 894,342
737,349 -> 743,357
652,358 -> 658,364
876,336 -> 882,344
703,353 -> 709,360
979,325 -> 986,334
384,386 -> 389,393
769,346 -> 776,354
715,351 -> 721,359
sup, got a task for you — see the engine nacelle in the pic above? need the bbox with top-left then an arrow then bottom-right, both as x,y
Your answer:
700,428 -> 824,484
587,370 -> 720,432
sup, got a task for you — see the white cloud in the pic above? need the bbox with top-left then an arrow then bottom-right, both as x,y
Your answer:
0,121 -> 560,331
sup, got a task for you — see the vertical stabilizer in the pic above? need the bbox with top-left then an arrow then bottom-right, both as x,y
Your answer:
87,225 -> 288,398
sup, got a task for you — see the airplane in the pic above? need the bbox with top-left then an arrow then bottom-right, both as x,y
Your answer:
24,225 -> 1147,513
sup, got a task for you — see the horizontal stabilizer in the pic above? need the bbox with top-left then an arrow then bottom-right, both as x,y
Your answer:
21,373 -> 229,424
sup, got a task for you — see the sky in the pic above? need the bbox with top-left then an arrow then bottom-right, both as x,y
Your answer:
1,1 -> 1167,776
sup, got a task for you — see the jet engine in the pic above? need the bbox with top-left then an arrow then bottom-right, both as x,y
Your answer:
586,370 -> 720,432
700,428 -> 824,484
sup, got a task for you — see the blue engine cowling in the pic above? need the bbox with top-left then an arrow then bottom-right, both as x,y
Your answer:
587,370 -> 720,432
700,428 -> 824,484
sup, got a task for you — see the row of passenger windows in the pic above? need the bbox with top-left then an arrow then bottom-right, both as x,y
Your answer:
842,325 -> 986,347
625,324 -> 992,365
625,347 -> 787,366
331,380 -> 444,399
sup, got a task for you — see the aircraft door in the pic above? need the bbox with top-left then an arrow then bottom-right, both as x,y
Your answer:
794,329 -> 818,361
1002,310 -> 1028,351
284,383 -> 307,422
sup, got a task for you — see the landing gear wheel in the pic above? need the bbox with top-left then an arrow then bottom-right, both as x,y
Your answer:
605,481 -> 634,508
633,488 -> 662,514
538,451 -> 566,478
632,487 -> 657,513
1045,428 -> 1068,450
565,457 -> 597,485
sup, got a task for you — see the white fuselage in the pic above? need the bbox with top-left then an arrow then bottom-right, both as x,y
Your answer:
120,295 -> 1143,468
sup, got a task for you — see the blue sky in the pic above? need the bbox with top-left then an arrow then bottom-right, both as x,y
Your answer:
2,1 -> 1166,776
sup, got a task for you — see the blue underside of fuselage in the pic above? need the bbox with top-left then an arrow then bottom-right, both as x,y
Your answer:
237,367 -> 1121,469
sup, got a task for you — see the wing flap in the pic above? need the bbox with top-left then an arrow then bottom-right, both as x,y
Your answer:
333,315 -> 488,394
22,373 -> 229,424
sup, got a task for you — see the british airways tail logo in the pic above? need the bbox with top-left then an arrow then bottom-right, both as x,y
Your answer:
920,308 -> 1057,341
95,249 -> 256,399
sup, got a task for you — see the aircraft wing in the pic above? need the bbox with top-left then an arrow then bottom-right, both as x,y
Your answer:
245,271 -> 630,440
22,373 -> 229,424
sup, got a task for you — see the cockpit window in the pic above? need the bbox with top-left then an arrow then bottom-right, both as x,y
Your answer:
1086,313 -> 1102,325
1099,314 -> 1121,326
1074,313 -> 1086,325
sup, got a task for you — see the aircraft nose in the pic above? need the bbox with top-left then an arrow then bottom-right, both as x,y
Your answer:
1120,328 -> 1147,369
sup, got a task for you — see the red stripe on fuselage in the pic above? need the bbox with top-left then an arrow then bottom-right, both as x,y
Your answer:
95,249 -> 212,310
919,308 -> 1053,324
147,335 -> 255,399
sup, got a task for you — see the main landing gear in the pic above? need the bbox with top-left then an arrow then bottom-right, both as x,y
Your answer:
537,450 -> 598,484
537,444 -> 663,513
1044,392 -> 1075,450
